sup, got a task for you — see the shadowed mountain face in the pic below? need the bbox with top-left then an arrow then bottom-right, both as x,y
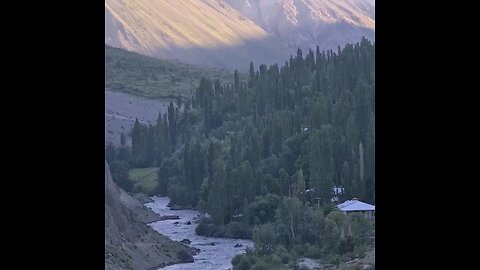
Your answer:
105,0 -> 374,69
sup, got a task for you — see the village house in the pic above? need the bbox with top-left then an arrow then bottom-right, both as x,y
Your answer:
336,198 -> 375,219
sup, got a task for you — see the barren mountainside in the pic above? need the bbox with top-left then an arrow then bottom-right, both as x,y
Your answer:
105,0 -> 374,70
225,0 -> 375,52
105,0 -> 287,69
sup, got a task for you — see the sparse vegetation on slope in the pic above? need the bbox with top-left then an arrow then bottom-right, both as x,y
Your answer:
105,45 -> 242,99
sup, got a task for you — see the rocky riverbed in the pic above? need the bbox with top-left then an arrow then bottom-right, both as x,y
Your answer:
145,197 -> 254,270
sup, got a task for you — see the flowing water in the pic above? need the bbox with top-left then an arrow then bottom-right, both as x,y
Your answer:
145,196 -> 254,270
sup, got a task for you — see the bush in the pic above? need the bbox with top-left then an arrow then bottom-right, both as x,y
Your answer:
271,254 -> 282,265
293,244 -> 306,257
273,246 -> 290,264
234,256 -> 251,270
304,243 -> 322,259
195,217 -> 217,236
232,254 -> 244,266
326,210 -> 346,227
109,160 -> 133,192
252,261 -> 270,270
353,244 -> 367,259
325,254 -> 341,267
213,226 -> 228,237
252,223 -> 278,255
226,222 -> 252,239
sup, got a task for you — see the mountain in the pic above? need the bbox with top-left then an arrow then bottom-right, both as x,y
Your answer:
105,0 -> 287,70
105,161 -> 193,270
105,0 -> 374,69
224,0 -> 375,53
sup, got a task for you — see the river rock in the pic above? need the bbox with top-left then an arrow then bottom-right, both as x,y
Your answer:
234,243 -> 243,248
180,239 -> 192,245
161,215 -> 180,220
198,242 -> 216,246
186,221 -> 192,225
189,247 -> 201,255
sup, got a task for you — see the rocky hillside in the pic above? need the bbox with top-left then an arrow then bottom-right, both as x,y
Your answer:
105,0 -> 374,70
105,0 -> 286,69
105,161 -> 193,270
225,0 -> 375,53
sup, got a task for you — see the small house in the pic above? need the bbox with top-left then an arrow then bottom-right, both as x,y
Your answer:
337,198 -> 375,219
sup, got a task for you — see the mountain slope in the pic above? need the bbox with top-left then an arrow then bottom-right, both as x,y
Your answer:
105,0 -> 287,69
105,161 -> 193,270
105,45 -> 240,98
225,0 -> 375,53
105,0 -> 374,70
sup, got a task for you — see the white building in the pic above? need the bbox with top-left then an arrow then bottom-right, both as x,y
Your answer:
337,198 -> 375,219
305,186 -> 345,203
331,186 -> 345,203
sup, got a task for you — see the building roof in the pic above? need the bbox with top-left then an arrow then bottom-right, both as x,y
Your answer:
337,199 -> 375,212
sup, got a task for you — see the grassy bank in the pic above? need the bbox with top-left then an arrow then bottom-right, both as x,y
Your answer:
128,167 -> 159,195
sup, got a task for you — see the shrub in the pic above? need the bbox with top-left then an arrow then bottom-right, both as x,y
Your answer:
252,223 -> 277,255
304,243 -> 322,259
213,226 -> 228,237
235,256 -> 251,270
109,160 -> 133,192
293,244 -> 306,256
195,217 -> 217,236
353,245 -> 367,259
325,254 -> 341,267
326,210 -> 346,227
227,222 -> 252,239
273,246 -> 290,264
271,254 -> 282,265
232,254 -> 244,266
252,261 -> 270,270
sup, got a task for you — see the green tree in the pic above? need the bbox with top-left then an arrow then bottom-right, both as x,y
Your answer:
207,159 -> 227,226
253,223 -> 277,255
109,160 -> 132,192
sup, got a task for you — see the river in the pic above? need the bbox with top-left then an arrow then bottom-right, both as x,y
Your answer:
145,196 -> 254,270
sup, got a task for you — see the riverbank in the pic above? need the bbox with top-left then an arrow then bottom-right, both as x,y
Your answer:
105,162 -> 194,270
145,196 -> 254,270
297,248 -> 375,270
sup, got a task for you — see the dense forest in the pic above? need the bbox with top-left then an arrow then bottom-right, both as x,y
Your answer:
106,37 -> 375,269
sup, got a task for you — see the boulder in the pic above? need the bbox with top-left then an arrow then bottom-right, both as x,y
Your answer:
180,239 -> 192,245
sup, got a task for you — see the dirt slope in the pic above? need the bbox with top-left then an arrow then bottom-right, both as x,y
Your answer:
105,161 -> 193,270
